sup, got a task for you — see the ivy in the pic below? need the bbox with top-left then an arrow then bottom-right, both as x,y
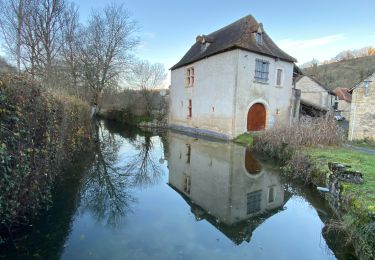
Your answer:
0,74 -> 93,228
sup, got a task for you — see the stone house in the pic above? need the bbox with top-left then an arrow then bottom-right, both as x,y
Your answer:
333,87 -> 351,119
169,15 -> 299,140
348,73 -> 375,141
168,132 -> 288,244
295,75 -> 335,117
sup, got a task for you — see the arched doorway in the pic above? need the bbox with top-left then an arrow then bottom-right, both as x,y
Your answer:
247,103 -> 266,131
244,148 -> 262,175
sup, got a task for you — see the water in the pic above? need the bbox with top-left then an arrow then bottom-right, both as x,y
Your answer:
1,120 -> 355,260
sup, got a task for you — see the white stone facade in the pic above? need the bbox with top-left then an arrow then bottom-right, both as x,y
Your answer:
169,49 -> 295,139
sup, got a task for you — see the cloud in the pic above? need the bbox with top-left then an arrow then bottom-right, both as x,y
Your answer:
277,34 -> 346,51
143,32 -> 156,39
276,34 -> 347,64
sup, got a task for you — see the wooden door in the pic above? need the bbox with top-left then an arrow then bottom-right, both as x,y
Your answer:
245,148 -> 262,175
247,103 -> 266,131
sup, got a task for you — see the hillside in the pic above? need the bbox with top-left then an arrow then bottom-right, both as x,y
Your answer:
302,55 -> 375,90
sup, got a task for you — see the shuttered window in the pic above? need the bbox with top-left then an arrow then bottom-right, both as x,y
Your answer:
186,67 -> 195,86
254,59 -> 269,83
187,99 -> 192,119
276,69 -> 283,86
247,190 -> 262,214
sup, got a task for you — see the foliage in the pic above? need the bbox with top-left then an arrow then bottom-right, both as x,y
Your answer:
0,1 -> 140,105
253,117 -> 344,162
303,55 -> 375,90
79,3 -> 139,105
0,74 -> 92,228
125,60 -> 167,116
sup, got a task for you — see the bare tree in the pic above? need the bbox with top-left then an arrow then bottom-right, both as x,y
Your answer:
80,3 -> 139,106
33,0 -> 66,85
127,60 -> 166,116
21,0 -> 41,77
60,2 -> 81,94
0,0 -> 26,73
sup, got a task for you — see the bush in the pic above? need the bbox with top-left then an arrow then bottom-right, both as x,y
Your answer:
254,117 -> 344,162
0,74 -> 93,228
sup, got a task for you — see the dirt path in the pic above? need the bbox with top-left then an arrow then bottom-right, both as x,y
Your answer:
344,144 -> 375,155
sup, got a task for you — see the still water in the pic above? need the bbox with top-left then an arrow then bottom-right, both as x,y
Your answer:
1,121 -> 355,260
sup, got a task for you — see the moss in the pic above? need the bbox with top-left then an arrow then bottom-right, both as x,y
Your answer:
233,133 -> 254,145
305,147 -> 375,209
304,146 -> 375,258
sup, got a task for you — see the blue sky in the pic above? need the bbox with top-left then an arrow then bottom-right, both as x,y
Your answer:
1,0 -> 374,71
74,0 -> 375,68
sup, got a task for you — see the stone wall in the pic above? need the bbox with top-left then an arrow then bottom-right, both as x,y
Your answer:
337,99 -> 351,119
295,75 -> 334,110
348,74 -> 375,141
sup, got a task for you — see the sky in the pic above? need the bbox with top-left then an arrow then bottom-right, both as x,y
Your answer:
2,0 -> 375,78
71,0 -> 375,68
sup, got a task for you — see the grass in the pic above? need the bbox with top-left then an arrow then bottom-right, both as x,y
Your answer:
306,147 -> 375,258
306,147 -> 375,210
233,133 -> 255,145
234,123 -> 375,257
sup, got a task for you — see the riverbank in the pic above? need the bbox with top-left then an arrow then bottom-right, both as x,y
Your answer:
0,74 -> 93,234
96,107 -> 168,129
236,132 -> 375,259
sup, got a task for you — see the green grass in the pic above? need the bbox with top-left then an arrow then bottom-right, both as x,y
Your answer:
305,147 -> 375,210
233,133 -> 254,145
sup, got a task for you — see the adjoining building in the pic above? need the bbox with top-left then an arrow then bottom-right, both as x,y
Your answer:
333,87 -> 352,120
169,15 -> 299,140
295,75 -> 336,117
348,73 -> 375,141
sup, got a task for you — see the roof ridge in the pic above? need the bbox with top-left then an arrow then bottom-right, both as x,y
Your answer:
171,15 -> 296,70
208,15 -> 255,37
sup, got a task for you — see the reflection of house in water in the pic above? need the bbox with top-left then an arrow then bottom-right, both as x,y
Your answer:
168,132 -> 290,244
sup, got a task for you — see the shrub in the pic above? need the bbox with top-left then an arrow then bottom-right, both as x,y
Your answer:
254,117 -> 344,162
0,74 -> 93,228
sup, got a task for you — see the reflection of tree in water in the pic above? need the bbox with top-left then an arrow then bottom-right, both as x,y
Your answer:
80,121 -> 136,227
125,133 -> 164,188
80,121 -> 164,226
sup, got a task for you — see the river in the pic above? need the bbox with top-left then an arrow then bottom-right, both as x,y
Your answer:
1,120 -> 356,260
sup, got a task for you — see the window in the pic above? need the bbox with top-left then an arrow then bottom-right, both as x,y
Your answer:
186,144 -> 191,164
276,69 -> 283,86
186,67 -> 195,86
183,175 -> 191,194
187,99 -> 192,119
247,190 -> 262,214
333,101 -> 339,110
268,186 -> 275,203
254,59 -> 269,83
255,32 -> 263,44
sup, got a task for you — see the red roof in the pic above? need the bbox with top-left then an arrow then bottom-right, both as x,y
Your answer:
334,87 -> 352,102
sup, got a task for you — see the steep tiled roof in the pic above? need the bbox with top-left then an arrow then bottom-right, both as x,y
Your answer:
171,15 -> 296,70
